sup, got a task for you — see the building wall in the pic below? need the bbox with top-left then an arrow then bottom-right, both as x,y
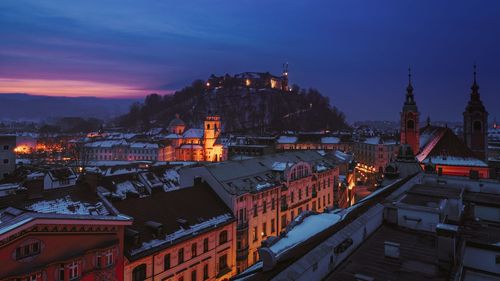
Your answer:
421,164 -> 490,179
233,163 -> 339,272
276,142 -> 351,152
270,204 -> 384,281
474,205 -> 500,223
86,146 -> 159,162
0,221 -> 126,281
463,246 -> 500,274
0,136 -> 16,180
396,208 -> 440,232
353,142 -> 398,173
43,174 -> 77,190
124,222 -> 235,281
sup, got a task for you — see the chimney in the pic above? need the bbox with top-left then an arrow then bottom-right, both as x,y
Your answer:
193,176 -> 203,187
177,218 -> 189,229
384,241 -> 400,259
436,223 -> 459,265
258,247 -> 277,271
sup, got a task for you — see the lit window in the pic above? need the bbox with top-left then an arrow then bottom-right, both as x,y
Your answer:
105,249 -> 113,266
69,261 -> 79,280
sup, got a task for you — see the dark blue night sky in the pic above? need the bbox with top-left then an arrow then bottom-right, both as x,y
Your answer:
0,0 -> 499,122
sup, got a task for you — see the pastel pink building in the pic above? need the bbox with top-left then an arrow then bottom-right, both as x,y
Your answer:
179,151 -> 339,272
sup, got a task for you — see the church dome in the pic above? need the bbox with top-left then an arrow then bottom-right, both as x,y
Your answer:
169,115 -> 185,127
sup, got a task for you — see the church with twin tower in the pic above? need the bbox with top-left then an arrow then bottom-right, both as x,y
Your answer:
399,66 -> 489,177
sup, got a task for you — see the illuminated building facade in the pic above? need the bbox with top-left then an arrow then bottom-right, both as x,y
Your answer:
0,187 -> 132,281
276,133 -> 352,152
353,137 -> 399,173
179,151 -> 339,273
205,66 -> 289,92
85,141 -> 160,161
166,114 -> 225,162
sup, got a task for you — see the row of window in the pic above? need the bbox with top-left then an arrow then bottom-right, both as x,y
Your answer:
88,148 -> 157,154
132,254 -> 229,281
251,219 -> 276,242
252,198 -> 276,217
163,231 -> 228,271
90,155 -> 157,161
14,244 -> 114,280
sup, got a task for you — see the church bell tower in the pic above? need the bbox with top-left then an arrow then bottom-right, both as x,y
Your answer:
463,64 -> 488,161
400,68 -> 420,155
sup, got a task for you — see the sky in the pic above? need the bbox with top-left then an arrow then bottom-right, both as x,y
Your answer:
0,0 -> 499,122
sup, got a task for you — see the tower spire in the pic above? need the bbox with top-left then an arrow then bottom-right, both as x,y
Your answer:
471,63 -> 480,98
405,66 -> 415,105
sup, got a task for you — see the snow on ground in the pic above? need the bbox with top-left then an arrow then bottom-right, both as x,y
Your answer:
270,212 -> 341,254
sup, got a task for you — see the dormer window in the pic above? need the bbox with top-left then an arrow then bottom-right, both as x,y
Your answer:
15,240 -> 41,260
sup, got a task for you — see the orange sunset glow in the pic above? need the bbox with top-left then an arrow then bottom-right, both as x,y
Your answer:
0,78 -> 142,98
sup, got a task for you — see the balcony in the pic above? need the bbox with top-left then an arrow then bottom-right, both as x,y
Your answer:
312,189 -> 317,198
216,266 -> 232,278
237,221 -> 248,231
281,204 -> 288,211
236,245 -> 249,261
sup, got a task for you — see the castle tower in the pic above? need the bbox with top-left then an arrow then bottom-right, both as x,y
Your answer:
281,63 -> 289,91
203,112 -> 222,161
463,64 -> 488,161
400,67 -> 420,155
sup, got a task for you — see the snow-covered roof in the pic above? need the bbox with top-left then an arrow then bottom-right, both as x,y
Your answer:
422,156 -> 488,167
271,162 -> 293,171
364,137 -> 397,145
26,196 -> 109,216
270,212 -> 341,255
165,133 -> 181,139
180,144 -> 203,149
183,129 -> 204,139
102,167 -> 143,177
277,136 -> 298,144
129,213 -> 232,256
85,140 -> 158,149
114,181 -> 140,199
130,142 -> 158,149
321,137 -> 340,144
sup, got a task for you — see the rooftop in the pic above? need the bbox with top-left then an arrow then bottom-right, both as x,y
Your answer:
325,225 -> 448,281
110,181 -> 234,260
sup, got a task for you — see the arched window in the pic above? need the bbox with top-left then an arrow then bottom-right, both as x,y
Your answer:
132,264 -> 147,281
207,124 -> 211,130
407,119 -> 414,129
473,120 -> 482,132
219,230 -> 228,245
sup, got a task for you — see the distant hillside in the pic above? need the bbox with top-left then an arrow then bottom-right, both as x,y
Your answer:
118,80 -> 349,133
0,93 -> 137,121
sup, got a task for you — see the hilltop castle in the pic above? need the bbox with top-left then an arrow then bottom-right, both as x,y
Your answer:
205,64 -> 290,92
